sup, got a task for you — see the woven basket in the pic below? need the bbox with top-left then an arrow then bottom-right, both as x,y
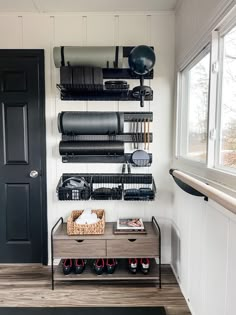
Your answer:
67,209 -> 105,235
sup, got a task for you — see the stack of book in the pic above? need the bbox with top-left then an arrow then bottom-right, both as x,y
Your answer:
114,218 -> 146,234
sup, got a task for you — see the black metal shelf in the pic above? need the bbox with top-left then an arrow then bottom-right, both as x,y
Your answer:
102,68 -> 153,79
123,112 -> 153,122
61,153 -> 152,164
61,133 -> 153,143
57,84 -> 153,101
57,173 -> 156,201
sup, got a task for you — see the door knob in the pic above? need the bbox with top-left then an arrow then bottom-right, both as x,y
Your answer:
30,170 -> 39,178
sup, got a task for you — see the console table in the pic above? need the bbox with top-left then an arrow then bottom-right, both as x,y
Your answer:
51,216 -> 161,290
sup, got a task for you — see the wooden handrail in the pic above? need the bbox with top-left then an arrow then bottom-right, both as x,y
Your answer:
171,170 -> 236,214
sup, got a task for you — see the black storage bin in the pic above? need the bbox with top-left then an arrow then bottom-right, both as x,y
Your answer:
56,173 -> 156,201
91,174 -> 123,200
57,174 -> 92,201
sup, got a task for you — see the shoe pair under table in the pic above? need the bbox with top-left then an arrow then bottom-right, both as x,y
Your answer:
63,258 -> 117,275
129,258 -> 150,274
63,258 -> 150,275
63,258 -> 85,275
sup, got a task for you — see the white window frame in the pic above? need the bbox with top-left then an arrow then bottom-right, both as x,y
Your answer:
214,20 -> 236,175
174,6 -> 236,192
177,45 -> 211,166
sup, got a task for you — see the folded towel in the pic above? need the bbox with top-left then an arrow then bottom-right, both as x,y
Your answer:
75,210 -> 100,225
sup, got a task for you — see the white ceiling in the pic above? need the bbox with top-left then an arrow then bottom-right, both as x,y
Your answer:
0,0 -> 178,12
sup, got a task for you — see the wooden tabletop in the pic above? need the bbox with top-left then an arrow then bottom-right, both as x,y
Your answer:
53,222 -> 159,240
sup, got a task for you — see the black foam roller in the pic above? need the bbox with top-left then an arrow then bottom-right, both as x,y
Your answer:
59,141 -> 124,155
58,112 -> 124,135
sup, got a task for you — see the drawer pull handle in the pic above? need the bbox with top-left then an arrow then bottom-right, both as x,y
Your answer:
128,239 -> 137,242
76,240 -> 84,243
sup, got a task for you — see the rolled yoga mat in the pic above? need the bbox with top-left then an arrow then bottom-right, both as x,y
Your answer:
58,112 -> 124,135
53,46 -> 123,68
59,141 -> 124,156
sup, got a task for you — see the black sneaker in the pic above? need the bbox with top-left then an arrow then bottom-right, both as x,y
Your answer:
93,258 -> 105,275
140,258 -> 150,274
106,258 -> 117,274
128,258 -> 138,274
74,259 -> 85,274
62,259 -> 73,275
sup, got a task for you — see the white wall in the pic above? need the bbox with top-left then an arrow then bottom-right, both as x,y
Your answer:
172,187 -> 236,315
175,0 -> 235,68
0,12 -> 175,263
173,1 -> 236,314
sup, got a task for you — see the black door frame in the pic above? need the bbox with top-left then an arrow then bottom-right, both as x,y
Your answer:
0,49 -> 48,265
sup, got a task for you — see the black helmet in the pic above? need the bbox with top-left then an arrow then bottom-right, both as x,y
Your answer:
128,45 -> 156,75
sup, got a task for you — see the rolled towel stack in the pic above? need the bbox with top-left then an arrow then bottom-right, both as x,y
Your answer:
75,210 -> 100,225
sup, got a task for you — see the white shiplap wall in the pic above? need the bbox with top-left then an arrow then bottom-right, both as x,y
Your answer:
172,187 -> 236,315
173,1 -> 236,314
0,12 -> 175,263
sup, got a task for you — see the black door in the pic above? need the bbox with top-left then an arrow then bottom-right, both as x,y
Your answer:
0,50 -> 47,263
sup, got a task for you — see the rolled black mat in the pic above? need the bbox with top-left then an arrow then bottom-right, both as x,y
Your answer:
58,112 -> 124,135
59,141 -> 124,155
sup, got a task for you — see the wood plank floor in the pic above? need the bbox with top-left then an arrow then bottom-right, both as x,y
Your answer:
0,264 -> 191,315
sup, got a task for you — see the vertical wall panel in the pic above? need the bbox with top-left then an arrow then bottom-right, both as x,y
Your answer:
150,14 -> 175,217
86,15 -> 118,173
22,15 -> 51,48
54,15 -> 87,178
0,16 -> 21,48
54,16 -> 84,46
177,189 -> 191,291
187,199 -> 206,315
226,220 -> 236,315
118,15 -> 147,45
87,15 -> 115,46
118,15 -> 148,112
202,204 -> 228,315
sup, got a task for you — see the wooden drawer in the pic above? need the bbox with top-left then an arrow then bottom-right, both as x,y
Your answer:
54,239 -> 106,258
107,239 -> 158,258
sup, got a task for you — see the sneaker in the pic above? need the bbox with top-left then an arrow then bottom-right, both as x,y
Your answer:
74,259 -> 85,274
106,258 -> 117,274
93,258 -> 105,275
128,258 -> 138,274
62,259 -> 73,275
140,258 -> 150,274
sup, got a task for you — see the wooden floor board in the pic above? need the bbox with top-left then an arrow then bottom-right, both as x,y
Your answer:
0,264 -> 191,315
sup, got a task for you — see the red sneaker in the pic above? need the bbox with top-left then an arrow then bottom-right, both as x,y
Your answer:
62,258 -> 73,275
93,258 -> 105,275
128,258 -> 138,274
140,258 -> 150,274
106,258 -> 117,274
74,259 -> 85,274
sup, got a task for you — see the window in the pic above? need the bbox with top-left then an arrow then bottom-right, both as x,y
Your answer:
179,51 -> 210,163
176,9 -> 236,179
217,25 -> 236,170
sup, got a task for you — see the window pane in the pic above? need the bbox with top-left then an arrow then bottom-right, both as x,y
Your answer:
181,53 -> 210,162
218,26 -> 236,169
